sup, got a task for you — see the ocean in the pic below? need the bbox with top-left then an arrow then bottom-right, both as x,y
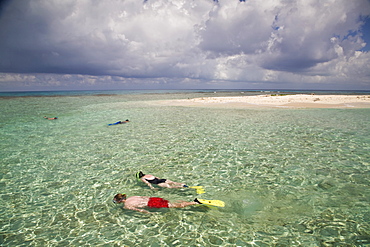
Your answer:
1,90 -> 369,246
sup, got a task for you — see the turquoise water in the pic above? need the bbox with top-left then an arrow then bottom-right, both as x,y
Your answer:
1,91 -> 369,246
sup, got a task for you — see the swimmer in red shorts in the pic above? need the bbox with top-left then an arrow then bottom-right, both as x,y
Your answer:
113,193 -> 201,214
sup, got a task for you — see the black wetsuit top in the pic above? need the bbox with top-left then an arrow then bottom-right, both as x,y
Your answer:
145,178 -> 167,184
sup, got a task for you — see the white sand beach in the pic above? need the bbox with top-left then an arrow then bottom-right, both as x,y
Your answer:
156,94 -> 370,109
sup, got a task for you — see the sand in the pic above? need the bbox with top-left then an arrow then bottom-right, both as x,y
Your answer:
154,94 -> 370,109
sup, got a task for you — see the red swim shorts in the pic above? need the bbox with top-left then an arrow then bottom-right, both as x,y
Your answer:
147,197 -> 169,208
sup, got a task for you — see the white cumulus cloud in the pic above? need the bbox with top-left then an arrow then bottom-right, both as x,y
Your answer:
0,0 -> 369,90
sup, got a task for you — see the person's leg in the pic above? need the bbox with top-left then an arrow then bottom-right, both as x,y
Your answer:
168,201 -> 199,208
158,180 -> 187,188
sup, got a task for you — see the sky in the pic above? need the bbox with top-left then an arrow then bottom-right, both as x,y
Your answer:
0,0 -> 370,91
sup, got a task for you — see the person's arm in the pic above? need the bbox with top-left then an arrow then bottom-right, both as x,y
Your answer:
124,205 -> 151,214
140,177 -> 156,189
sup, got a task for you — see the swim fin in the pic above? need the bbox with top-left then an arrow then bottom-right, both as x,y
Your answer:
189,186 -> 205,194
196,198 -> 225,207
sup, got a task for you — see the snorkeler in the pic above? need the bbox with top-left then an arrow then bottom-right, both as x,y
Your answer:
44,116 -> 58,120
113,193 -> 200,214
108,119 -> 130,126
136,171 -> 189,189
117,119 -> 130,124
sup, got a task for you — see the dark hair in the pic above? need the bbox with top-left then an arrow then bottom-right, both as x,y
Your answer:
113,193 -> 126,203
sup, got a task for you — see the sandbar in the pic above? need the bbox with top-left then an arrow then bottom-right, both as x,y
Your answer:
153,94 -> 370,109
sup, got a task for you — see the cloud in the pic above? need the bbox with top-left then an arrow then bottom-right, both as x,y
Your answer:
0,0 -> 369,90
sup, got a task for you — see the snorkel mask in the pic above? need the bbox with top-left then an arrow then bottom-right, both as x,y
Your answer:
112,193 -> 126,203
135,171 -> 144,180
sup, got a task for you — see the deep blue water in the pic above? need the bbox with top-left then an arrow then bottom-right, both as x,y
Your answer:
1,89 -> 369,97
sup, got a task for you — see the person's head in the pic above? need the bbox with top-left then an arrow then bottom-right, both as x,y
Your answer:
125,119 -> 129,122
136,171 -> 144,180
113,193 -> 127,203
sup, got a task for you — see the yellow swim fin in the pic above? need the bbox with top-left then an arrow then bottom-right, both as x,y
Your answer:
196,199 -> 225,207
196,188 -> 205,194
189,186 -> 205,194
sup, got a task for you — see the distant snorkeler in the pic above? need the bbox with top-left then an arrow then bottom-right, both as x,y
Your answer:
117,119 -> 130,124
136,171 -> 188,189
108,119 -> 130,125
44,116 -> 58,120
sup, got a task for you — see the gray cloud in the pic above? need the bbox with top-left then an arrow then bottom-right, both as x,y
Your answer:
0,0 -> 369,90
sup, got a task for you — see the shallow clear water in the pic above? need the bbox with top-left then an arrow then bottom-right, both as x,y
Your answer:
1,92 -> 369,246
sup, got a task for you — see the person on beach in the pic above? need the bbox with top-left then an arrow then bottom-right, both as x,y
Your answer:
136,171 -> 189,189
113,193 -> 201,213
44,116 -> 58,120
